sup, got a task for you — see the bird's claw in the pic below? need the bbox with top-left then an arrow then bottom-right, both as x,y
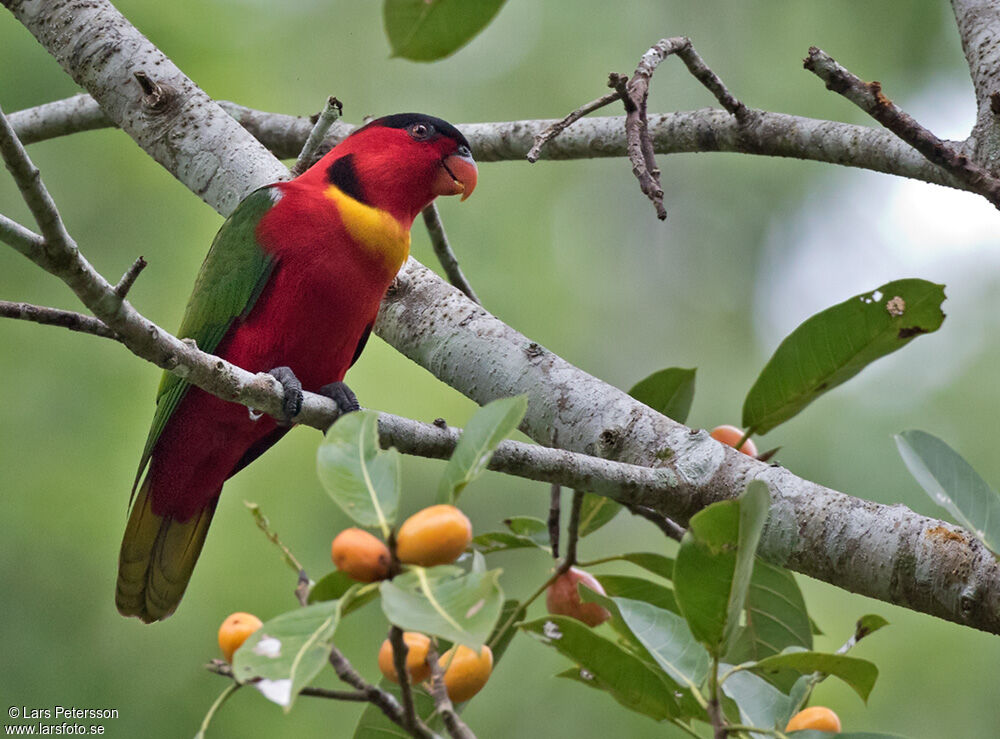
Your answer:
267,366 -> 303,424
319,381 -> 361,416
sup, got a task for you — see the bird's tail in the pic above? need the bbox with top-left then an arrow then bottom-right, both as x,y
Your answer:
116,478 -> 217,623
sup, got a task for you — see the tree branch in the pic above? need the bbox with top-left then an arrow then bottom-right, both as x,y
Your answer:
5,0 -> 1000,635
804,46 -> 1000,208
426,643 -> 477,739
7,95 -> 976,194
421,203 -> 479,303
950,0 -> 1000,166
0,300 -> 119,340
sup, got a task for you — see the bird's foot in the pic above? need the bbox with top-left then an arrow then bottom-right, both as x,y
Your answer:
319,381 -> 361,419
266,366 -> 303,425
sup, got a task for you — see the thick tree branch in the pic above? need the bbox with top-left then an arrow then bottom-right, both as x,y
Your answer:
950,0 -> 1000,167
8,95 -> 975,195
5,0 -> 1000,635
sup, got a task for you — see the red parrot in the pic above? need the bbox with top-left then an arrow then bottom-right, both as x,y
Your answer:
116,114 -> 477,623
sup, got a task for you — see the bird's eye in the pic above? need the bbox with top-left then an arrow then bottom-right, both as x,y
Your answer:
408,122 -> 434,140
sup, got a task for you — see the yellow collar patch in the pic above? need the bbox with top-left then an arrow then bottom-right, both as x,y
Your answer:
323,185 -> 410,271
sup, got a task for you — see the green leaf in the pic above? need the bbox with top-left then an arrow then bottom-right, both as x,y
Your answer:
380,566 -> 503,649
673,482 -> 771,655
383,0 -> 508,62
437,396 -> 528,503
577,493 -> 622,537
600,595 -> 710,690
629,367 -> 696,423
619,552 -> 675,580
743,279 -> 946,434
720,668 -> 792,734
306,570 -> 355,604
471,530 -> 548,554
895,430 -> 1000,555
307,572 -> 380,618
855,614 -> 889,641
597,575 -> 679,613
522,616 -> 681,720
231,600 -> 342,711
725,559 -> 812,689
503,515 -> 549,544
751,650 -> 879,703
316,410 -> 399,537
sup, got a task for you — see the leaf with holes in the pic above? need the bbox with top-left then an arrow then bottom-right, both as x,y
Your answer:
317,410 -> 399,536
231,600 -> 342,711
743,279 -> 945,434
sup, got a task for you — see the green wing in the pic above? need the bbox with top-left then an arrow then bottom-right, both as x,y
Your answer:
130,187 -> 278,499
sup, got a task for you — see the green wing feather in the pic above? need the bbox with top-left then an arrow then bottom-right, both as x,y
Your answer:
130,187 -> 278,500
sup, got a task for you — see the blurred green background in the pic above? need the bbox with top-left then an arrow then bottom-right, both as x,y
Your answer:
2,1 -> 999,736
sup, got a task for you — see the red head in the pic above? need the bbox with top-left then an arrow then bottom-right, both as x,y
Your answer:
299,113 -> 477,225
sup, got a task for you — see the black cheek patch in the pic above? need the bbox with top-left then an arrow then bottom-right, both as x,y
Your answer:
326,154 -> 369,204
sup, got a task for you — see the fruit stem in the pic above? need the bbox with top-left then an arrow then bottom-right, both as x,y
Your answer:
486,569 -> 563,651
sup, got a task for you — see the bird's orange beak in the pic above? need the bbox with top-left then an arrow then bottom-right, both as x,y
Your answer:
434,147 -> 478,201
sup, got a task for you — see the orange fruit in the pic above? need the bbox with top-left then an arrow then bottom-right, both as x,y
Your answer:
396,505 -> 472,567
378,632 -> 432,684
710,424 -> 758,457
546,567 -> 611,627
785,706 -> 842,733
217,612 -> 263,663
331,528 -> 391,582
441,644 -> 493,702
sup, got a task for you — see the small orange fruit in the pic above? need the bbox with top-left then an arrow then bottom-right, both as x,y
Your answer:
710,424 -> 758,457
378,632 -> 432,684
785,706 -> 842,733
441,644 -> 493,702
396,504 -> 472,567
218,612 -> 263,663
546,567 -> 611,627
331,528 -> 391,582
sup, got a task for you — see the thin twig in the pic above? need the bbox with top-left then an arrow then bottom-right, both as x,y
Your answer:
0,102 -> 76,251
114,255 -> 146,298
426,643 -> 477,739
626,504 -> 685,542
329,646 -> 437,738
548,483 -> 561,559
389,626 -> 420,733
539,38 -> 747,220
289,96 -> 342,177
421,203 -> 479,303
205,661 -> 369,701
0,212 -> 45,257
560,490 -> 585,573
526,88 -> 624,162
803,46 -> 1000,209
0,300 -> 119,340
